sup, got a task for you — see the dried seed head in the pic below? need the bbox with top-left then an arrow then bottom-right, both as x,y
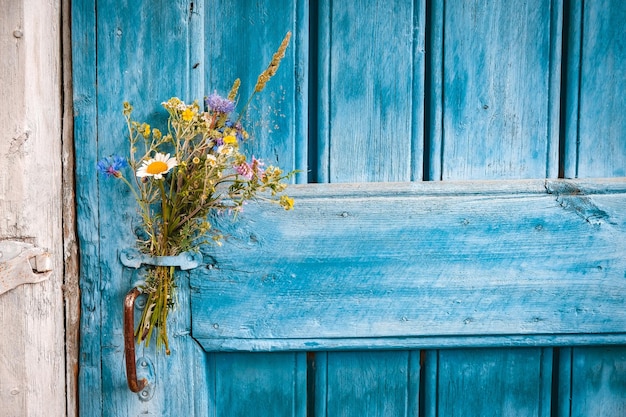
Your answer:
254,31 -> 292,93
228,78 -> 241,101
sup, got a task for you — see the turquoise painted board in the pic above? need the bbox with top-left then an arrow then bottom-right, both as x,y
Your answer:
202,0 -> 306,181
314,351 -> 421,417
192,179 -> 626,349
209,352 -> 307,417
436,348 -> 552,417
563,0 -> 626,178
427,1 -> 562,414
570,347 -> 626,417
316,0 -> 426,183
72,1 -> 102,415
562,3 -> 626,415
433,0 -> 562,180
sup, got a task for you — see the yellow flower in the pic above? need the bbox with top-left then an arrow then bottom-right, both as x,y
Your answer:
143,124 -> 151,137
182,107 -> 195,121
223,135 -> 238,146
192,156 -> 201,164
136,152 -> 178,179
280,195 -> 294,210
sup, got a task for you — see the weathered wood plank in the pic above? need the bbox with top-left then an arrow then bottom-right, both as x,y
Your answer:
207,352 -> 306,417
192,179 -> 626,351
62,0 -> 80,415
570,346 -> 626,417
316,0 -> 425,182
436,348 -> 552,417
563,0 -> 626,178
317,351 -> 420,417
75,0 -> 208,416
435,0 -> 562,180
204,0 -> 305,177
0,0 -> 66,416
72,0 -> 105,414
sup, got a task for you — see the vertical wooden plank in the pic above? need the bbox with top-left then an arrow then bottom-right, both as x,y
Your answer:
570,346 -> 626,417
213,352 -> 306,417
204,0 -> 303,176
0,1 -> 66,416
562,3 -> 626,414
322,351 -> 419,417
437,348 -> 551,417
72,0 -> 103,414
439,0 -> 562,180
570,0 -> 626,178
319,0 -> 425,183
294,0 -> 310,184
412,0 -> 427,181
314,352 -> 329,417
203,3 -> 306,416
316,0 -> 331,183
546,0 -> 564,179
62,0 -> 81,414
90,1 -> 209,416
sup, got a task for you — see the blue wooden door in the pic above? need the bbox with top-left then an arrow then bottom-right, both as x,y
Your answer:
73,1 -> 626,416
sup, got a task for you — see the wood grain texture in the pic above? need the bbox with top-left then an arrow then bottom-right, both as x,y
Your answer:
89,1 -> 210,416
0,1 -> 66,416
72,0 -> 104,414
317,351 -> 420,417
75,1 -> 306,416
61,0 -> 80,415
0,2 -> 66,417
570,346 -> 626,417
563,0 -> 626,178
436,0 -> 562,180
317,0 -> 425,183
436,348 -> 552,417
208,352 -> 306,417
203,0 -> 306,178
192,179 -> 626,350
73,1 -> 626,415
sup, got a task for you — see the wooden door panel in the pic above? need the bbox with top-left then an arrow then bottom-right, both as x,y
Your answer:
192,179 -> 626,349
74,0 -> 626,416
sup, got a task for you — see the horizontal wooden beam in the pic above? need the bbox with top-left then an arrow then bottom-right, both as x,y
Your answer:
191,179 -> 626,351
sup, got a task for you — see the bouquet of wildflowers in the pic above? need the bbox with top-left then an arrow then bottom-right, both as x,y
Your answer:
98,33 -> 294,354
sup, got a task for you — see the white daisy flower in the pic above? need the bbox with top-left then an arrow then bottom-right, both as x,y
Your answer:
206,154 -> 218,167
136,152 -> 178,179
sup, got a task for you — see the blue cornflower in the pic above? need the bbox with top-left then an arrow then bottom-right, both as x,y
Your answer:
97,155 -> 127,177
205,93 -> 235,114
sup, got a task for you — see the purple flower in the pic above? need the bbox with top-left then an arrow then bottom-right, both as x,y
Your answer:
97,155 -> 127,177
205,93 -> 235,114
235,157 -> 264,180
235,162 -> 253,179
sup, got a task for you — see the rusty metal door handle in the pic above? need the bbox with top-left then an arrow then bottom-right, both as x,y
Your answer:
124,287 -> 148,392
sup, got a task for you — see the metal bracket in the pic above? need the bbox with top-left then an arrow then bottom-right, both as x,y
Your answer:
119,248 -> 202,270
0,241 -> 52,295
